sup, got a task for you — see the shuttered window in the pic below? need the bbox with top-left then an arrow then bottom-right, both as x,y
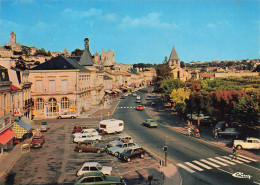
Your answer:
49,80 -> 55,92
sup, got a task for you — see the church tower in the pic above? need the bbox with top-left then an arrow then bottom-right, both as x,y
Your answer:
168,46 -> 180,69
10,31 -> 16,44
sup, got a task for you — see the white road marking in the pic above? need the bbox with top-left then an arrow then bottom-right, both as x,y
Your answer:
127,107 -> 129,108
238,154 -> 258,162
193,160 -> 212,170
242,163 -> 260,171
208,158 -> 228,166
177,163 -> 195,173
216,157 -> 236,165
228,155 -> 251,163
217,168 -> 233,175
200,159 -> 220,168
222,156 -> 243,164
185,162 -> 204,171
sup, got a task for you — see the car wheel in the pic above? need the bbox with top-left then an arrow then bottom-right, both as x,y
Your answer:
96,150 -> 101,154
236,145 -> 242,150
79,149 -> 83,153
114,152 -> 119,157
58,116 -> 61,119
140,154 -> 144,159
127,158 -> 131,162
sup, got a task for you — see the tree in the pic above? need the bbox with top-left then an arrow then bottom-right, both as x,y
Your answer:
159,77 -> 184,101
21,45 -> 31,56
170,88 -> 190,113
153,63 -> 172,92
231,96 -> 259,126
71,48 -> 84,56
163,56 -> 168,64
180,61 -> 185,68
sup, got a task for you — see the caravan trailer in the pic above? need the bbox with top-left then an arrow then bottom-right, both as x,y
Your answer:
99,119 -> 124,134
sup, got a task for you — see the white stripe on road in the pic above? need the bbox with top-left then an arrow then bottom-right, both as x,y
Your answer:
222,156 -> 243,164
193,160 -> 212,170
208,158 -> 228,166
238,155 -> 258,162
185,162 -> 204,171
200,159 -> 220,168
177,163 -> 195,173
228,155 -> 251,163
215,157 -> 236,165
130,107 -> 132,108
127,107 -> 129,108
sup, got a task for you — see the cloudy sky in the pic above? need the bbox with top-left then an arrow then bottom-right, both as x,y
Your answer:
0,0 -> 259,64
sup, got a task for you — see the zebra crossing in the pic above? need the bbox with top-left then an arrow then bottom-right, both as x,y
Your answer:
177,155 -> 258,173
117,106 -> 146,109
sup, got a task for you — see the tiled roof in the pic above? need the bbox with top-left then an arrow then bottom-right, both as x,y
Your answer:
79,48 -> 93,66
169,46 -> 179,60
11,84 -> 21,90
30,55 -> 88,71
0,129 -> 16,145
200,73 -> 215,78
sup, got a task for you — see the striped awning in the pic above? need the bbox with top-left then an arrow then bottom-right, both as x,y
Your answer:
12,120 -> 32,139
0,129 -> 16,145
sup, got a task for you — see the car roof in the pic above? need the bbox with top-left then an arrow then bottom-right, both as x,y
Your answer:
118,134 -> 131,138
79,171 -> 103,178
247,137 -> 259,140
82,162 -> 99,166
147,119 -> 155,121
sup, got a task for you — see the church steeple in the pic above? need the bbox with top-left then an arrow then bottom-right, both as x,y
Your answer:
168,46 -> 180,68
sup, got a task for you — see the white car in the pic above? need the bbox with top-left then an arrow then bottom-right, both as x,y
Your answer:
234,137 -> 260,150
57,112 -> 77,119
136,95 -> 141,100
107,134 -> 133,148
107,142 -> 139,156
73,134 -> 102,143
76,162 -> 112,176
73,129 -> 99,138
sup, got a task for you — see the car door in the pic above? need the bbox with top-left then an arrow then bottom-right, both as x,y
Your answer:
245,139 -> 254,149
90,166 -> 99,172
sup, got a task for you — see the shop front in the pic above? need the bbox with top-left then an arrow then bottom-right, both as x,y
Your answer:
0,128 -> 16,158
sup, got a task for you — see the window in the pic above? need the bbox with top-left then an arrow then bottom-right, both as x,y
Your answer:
90,167 -> 98,171
61,80 -> 67,92
82,167 -> 89,171
61,97 -> 70,109
48,98 -> 57,112
49,80 -> 55,92
95,177 -> 103,182
82,177 -> 94,182
36,98 -> 44,110
36,81 -> 43,92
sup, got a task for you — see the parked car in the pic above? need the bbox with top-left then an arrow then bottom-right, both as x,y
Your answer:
30,135 -> 45,148
136,95 -> 141,100
217,128 -> 240,138
74,143 -> 107,153
135,100 -> 141,103
107,142 -> 139,157
107,135 -> 133,148
120,96 -> 125,99
186,113 -> 210,121
74,172 -> 124,185
142,119 -> 158,128
74,134 -> 102,143
57,112 -> 77,119
132,93 -> 137,97
234,137 -> 260,150
72,125 -> 90,133
119,146 -> 145,162
73,129 -> 99,138
76,162 -> 112,176
40,121 -> 49,132
136,105 -> 143,111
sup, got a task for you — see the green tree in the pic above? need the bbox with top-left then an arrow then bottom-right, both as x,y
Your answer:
21,45 -> 31,56
153,63 -> 172,92
71,48 -> 84,56
231,96 -> 259,126
170,88 -> 190,113
159,77 -> 184,101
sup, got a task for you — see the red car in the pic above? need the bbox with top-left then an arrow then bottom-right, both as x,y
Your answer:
136,105 -> 144,111
30,135 -> 45,148
72,125 -> 89,133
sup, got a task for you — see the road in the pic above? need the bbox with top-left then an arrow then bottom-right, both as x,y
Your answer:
114,89 -> 260,185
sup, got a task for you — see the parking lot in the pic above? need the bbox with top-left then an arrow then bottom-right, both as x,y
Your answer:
2,120 -> 163,185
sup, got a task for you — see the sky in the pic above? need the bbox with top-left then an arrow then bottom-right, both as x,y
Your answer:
0,0 -> 259,64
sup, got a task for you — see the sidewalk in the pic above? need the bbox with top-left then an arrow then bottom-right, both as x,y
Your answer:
0,139 -> 31,180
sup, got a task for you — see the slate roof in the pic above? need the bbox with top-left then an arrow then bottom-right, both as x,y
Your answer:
79,48 -> 94,66
169,46 -> 179,60
30,55 -> 88,71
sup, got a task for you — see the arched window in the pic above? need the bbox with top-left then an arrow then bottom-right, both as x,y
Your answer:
48,98 -> 57,112
61,97 -> 70,109
36,98 -> 44,110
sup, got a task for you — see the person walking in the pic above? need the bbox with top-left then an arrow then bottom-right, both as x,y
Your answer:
231,146 -> 238,161
188,127 -> 191,137
214,129 -> 218,139
196,128 -> 200,138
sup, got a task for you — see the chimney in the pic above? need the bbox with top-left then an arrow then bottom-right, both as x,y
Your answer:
84,38 -> 89,50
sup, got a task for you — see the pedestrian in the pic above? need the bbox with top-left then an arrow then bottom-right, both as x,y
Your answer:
196,128 -> 200,138
188,127 -> 191,137
231,146 -> 238,161
214,129 -> 218,139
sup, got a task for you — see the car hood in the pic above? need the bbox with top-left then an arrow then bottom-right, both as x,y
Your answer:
101,166 -> 113,175
109,140 -> 120,147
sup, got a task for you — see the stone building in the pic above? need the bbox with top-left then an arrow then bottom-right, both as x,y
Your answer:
168,46 -> 191,81
93,49 -> 115,67
5,31 -> 22,52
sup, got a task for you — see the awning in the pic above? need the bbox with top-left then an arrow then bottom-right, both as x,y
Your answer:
12,120 -> 33,139
111,89 -> 118,94
105,90 -> 113,94
0,129 -> 16,145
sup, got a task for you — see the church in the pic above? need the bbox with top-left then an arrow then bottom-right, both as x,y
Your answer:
168,46 -> 191,81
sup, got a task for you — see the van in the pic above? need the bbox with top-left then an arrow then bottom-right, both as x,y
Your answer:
72,125 -> 89,133
99,119 -> 124,134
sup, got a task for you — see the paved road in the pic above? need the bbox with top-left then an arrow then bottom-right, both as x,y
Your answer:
114,90 -> 260,185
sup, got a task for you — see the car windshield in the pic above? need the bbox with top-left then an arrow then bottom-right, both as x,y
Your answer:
33,137 -> 42,140
96,163 -> 103,170
117,144 -> 123,147
42,122 -> 47,125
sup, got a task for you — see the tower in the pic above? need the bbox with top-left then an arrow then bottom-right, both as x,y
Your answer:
84,38 -> 89,50
168,46 -> 180,69
10,31 -> 16,44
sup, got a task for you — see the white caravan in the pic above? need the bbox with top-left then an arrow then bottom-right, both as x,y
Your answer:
99,119 -> 124,134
